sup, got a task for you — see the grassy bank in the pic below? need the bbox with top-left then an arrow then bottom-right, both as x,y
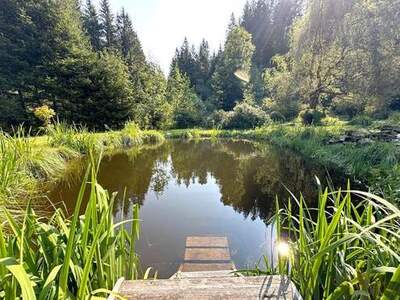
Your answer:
2,120 -> 399,208
0,122 -> 165,207
166,123 -> 400,204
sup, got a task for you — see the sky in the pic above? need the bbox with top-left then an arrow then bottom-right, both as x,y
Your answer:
94,0 -> 248,73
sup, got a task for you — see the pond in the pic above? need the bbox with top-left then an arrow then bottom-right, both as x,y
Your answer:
49,139 -> 352,278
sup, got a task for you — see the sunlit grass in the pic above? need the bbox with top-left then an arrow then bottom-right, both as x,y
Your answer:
238,187 -> 400,299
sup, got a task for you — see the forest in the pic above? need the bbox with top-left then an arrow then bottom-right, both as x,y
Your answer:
1,0 -> 398,131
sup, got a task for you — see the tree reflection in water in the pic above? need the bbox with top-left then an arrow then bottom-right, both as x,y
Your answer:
49,139 -> 354,278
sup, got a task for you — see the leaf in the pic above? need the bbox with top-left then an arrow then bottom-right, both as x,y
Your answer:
381,265 -> 400,300
326,281 -> 354,300
0,257 -> 36,300
38,265 -> 62,300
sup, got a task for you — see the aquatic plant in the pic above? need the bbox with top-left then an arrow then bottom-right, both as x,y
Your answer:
259,188 -> 400,299
47,122 -> 101,154
0,153 -> 148,299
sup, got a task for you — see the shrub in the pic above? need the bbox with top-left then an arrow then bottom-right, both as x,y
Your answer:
349,115 -> 374,126
223,103 -> 269,129
262,97 -> 298,121
270,111 -> 286,123
331,95 -> 364,118
321,116 -> 343,126
299,108 -> 324,125
208,110 -> 229,129
33,105 -> 56,127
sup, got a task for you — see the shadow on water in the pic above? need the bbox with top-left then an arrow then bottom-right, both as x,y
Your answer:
48,139 -> 358,278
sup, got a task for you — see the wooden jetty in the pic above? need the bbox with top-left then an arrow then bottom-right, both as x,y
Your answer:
109,236 -> 302,299
179,236 -> 236,273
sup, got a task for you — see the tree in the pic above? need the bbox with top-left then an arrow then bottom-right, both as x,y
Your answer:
171,38 -> 199,86
82,0 -> 102,51
167,66 -> 204,128
0,0 -> 58,123
116,9 -> 145,62
211,26 -> 255,110
241,0 -> 302,69
99,0 -> 116,49
131,62 -> 172,129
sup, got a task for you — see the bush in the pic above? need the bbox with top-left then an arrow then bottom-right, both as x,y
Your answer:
349,115 -> 374,126
299,108 -> 324,125
221,103 -> 269,129
321,116 -> 343,126
262,97 -> 298,121
270,111 -> 286,123
208,110 -> 228,129
332,95 -> 364,118
33,105 -> 56,127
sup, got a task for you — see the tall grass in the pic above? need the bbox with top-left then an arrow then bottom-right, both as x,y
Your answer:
0,152 -> 148,299
253,188 -> 400,299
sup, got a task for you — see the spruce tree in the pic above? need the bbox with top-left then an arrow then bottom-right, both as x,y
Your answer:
82,0 -> 102,51
99,0 -> 116,49
211,26 -> 255,111
167,66 -> 203,128
0,0 -> 58,124
116,8 -> 145,66
195,39 -> 212,100
50,0 -> 134,129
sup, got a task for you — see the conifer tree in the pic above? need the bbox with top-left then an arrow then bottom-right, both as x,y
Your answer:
0,0 -> 58,124
167,66 -> 204,128
83,0 -> 102,51
116,8 -> 145,66
99,0 -> 116,49
211,26 -> 255,110
50,0 -> 134,129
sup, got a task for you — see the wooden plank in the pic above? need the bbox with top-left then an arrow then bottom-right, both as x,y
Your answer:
118,275 -> 301,299
186,236 -> 228,248
172,270 -> 236,279
184,247 -> 231,261
180,263 -> 235,272
107,277 -> 125,300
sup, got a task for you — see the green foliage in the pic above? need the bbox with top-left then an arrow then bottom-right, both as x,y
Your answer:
349,115 -> 374,127
82,0 -> 102,51
227,103 -> 269,129
211,26 -> 255,111
263,56 -> 299,119
131,63 -> 172,130
299,108 -> 324,125
167,67 -> 204,128
272,189 -> 400,299
331,95 -> 365,118
210,103 -> 269,129
0,157 -> 144,299
241,0 -> 302,69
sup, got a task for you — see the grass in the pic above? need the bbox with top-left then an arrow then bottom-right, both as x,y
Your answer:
0,151 -> 153,299
0,122 -> 165,208
238,187 -> 400,300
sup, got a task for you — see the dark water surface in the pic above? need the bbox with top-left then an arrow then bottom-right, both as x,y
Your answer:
49,139 -> 350,278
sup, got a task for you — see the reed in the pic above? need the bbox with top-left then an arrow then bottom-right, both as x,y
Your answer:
243,188 -> 400,299
0,151 -> 149,299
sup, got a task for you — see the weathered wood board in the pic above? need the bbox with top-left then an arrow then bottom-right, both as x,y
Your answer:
117,275 -> 302,299
179,236 -> 235,272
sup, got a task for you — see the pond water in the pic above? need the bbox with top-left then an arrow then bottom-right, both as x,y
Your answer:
49,139 -> 351,278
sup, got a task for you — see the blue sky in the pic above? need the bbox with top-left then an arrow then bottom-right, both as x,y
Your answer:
94,0 -> 247,73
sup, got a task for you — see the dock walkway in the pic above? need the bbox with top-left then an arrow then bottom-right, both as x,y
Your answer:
110,236 -> 302,299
